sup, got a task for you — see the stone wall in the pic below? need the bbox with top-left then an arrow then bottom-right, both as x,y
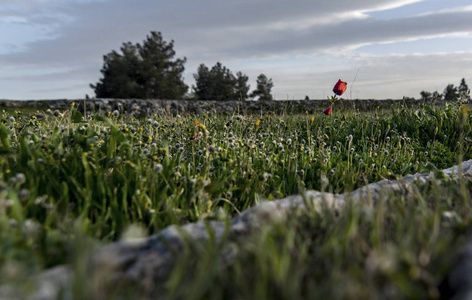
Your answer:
0,98 -> 439,117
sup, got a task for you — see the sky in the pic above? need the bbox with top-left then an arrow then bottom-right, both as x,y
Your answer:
0,0 -> 471,100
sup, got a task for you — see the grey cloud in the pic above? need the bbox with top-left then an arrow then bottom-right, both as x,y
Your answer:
214,8 -> 472,57
0,0 -> 468,67
0,0 -> 470,99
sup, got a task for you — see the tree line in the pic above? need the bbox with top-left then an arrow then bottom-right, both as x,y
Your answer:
420,78 -> 470,102
91,32 -> 273,100
90,31 -> 471,102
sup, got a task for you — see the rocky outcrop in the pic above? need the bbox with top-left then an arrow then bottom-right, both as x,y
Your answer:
18,160 -> 472,299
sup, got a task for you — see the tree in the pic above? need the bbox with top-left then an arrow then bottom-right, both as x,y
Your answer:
192,64 -> 212,100
250,74 -> 273,100
458,78 -> 470,100
420,91 -> 432,101
432,91 -> 442,102
443,84 -> 458,102
91,31 -> 188,99
234,71 -> 250,100
192,62 -> 250,100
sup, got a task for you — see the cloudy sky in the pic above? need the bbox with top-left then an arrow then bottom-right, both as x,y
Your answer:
1,0 -> 471,100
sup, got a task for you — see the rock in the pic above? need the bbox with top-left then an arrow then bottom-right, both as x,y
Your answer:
14,160 -> 472,299
31,266 -> 71,300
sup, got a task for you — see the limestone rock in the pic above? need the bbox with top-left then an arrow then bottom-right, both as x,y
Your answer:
18,159 -> 472,299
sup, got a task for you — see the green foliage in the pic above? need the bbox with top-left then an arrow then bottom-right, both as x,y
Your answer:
235,71 -> 251,100
90,31 -> 188,99
443,84 -> 458,102
420,90 -> 432,101
192,62 -> 250,100
0,125 -> 11,153
459,78 -> 470,101
250,73 -> 274,100
0,103 -> 471,299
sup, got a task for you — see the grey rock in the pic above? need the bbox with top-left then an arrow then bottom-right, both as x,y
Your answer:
20,159 -> 472,299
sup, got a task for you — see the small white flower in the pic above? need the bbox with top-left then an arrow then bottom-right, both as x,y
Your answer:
9,177 -> 17,185
154,163 -> 163,173
23,219 -> 40,238
15,173 -> 26,185
18,189 -> 30,202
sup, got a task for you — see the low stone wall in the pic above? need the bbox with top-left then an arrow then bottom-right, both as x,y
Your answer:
0,98 -> 439,116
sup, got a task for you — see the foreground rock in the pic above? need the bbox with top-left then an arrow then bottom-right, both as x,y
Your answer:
14,160 -> 472,299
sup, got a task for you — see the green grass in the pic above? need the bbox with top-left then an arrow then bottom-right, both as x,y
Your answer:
0,101 -> 471,299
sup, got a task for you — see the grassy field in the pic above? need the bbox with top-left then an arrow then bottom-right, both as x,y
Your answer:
0,100 -> 471,299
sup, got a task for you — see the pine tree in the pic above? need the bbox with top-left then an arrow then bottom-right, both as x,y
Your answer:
192,64 -> 212,100
420,91 -> 432,101
250,74 -> 273,100
234,71 -> 250,100
192,62 -> 249,100
91,32 -> 188,99
458,78 -> 470,100
443,84 -> 458,102
432,91 -> 442,101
